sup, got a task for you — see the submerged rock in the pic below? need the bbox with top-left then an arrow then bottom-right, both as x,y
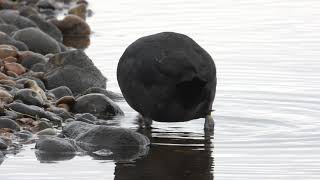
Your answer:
12,27 -> 61,55
0,118 -> 20,131
72,93 -> 123,119
43,50 -> 107,94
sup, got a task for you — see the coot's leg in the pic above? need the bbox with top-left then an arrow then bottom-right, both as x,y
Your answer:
204,113 -> 214,130
137,114 -> 153,128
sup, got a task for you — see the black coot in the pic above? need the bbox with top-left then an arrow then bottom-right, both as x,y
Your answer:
117,32 -> 216,129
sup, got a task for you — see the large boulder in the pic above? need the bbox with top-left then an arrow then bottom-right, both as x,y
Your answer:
43,50 -> 107,94
0,10 -> 38,29
0,32 -> 28,51
12,27 -> 61,55
72,93 -> 123,118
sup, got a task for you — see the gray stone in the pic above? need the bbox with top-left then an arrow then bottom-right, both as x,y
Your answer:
0,24 -> 18,35
0,117 -> 20,131
35,136 -> 76,153
43,50 -> 107,94
14,89 -> 44,106
28,14 -> 63,42
62,121 -> 94,139
73,93 -> 123,119
36,0 -> 56,10
8,102 -> 62,122
19,51 -> 47,69
0,32 -> 28,51
82,87 -> 124,101
0,10 -> 38,29
12,27 -> 61,55
48,86 -> 73,99
36,128 -> 56,136
16,77 -> 45,90
0,138 -> 8,150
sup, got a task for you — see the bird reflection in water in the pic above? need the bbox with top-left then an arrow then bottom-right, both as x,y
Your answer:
113,117 -> 214,180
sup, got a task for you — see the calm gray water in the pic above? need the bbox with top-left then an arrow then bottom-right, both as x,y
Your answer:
1,0 -> 320,179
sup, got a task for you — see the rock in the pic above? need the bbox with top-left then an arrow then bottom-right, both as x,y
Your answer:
8,102 -> 62,122
12,27 -> 61,55
30,63 -> 46,72
75,125 -> 150,151
36,0 -> 56,10
49,15 -> 90,36
0,10 -> 38,29
82,87 -> 124,101
3,57 -> 17,63
56,96 -> 75,110
62,121 -> 94,139
19,51 -> 47,69
75,113 -> 97,122
0,79 -> 15,86
0,138 -> 8,150
14,130 -> 33,141
0,89 -> 13,103
44,50 -> 106,94
0,117 -> 20,131
14,89 -> 44,106
68,3 -> 87,19
36,128 -> 56,136
35,136 -> 76,154
48,86 -> 73,99
73,93 -> 123,119
117,32 -> 217,122
0,0 -> 17,10
0,32 -> 28,51
16,78 -> 46,91
32,120 -> 52,132
47,106 -> 72,120
27,14 -> 63,42
0,44 -> 18,59
0,24 -> 18,34
19,6 -> 38,17
0,72 -> 8,80
4,62 -> 26,75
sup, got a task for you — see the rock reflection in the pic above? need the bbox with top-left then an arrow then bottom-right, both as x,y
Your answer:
63,35 -> 90,49
35,151 -> 76,163
114,127 -> 214,180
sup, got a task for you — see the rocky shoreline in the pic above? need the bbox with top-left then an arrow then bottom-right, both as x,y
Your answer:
0,0 -> 150,163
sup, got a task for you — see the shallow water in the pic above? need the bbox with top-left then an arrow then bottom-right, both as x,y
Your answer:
1,0 -> 320,179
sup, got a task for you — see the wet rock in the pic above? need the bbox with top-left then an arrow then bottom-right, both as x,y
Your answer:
75,126 -> 150,151
43,50 -> 106,94
36,0 -> 56,10
73,93 -> 123,119
14,89 -> 44,106
62,121 -> 95,139
0,10 -> 38,29
0,44 -> 18,59
0,118 -> 20,131
28,14 -> 63,42
82,87 -> 124,101
49,15 -> 90,36
32,120 -> 52,132
0,32 -> 28,51
68,3 -> 86,19
47,106 -> 72,120
48,86 -> 73,99
19,51 -> 47,69
62,35 -> 90,49
0,24 -> 18,35
0,138 -> 8,150
19,6 -> 38,17
75,113 -> 97,122
12,27 -> 61,55
8,102 -> 62,122
0,89 -> 13,103
14,130 -> 33,142
36,128 -> 56,136
16,77 -> 46,91
36,136 -> 76,153
0,151 -> 3,164
4,62 -> 26,75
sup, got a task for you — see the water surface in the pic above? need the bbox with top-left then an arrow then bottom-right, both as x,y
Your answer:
1,0 -> 320,179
